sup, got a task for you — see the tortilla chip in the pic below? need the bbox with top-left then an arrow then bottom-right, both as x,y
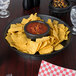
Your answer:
58,28 -> 65,40
21,18 -> 30,25
10,32 -> 29,52
8,27 -> 23,33
50,36 -> 55,45
65,31 -> 70,40
40,41 -> 48,49
5,34 -> 15,47
11,32 -> 27,45
26,41 -> 40,54
53,20 -> 59,25
52,29 -> 59,40
66,31 -> 70,35
53,40 -> 63,47
36,36 -> 50,42
54,44 -> 64,51
10,24 -> 17,28
58,24 -> 65,30
65,26 -> 69,32
39,45 -> 53,54
36,42 -> 42,51
15,44 -> 28,53
40,40 -> 51,49
8,24 -> 24,33
28,13 -> 43,21
54,24 -> 58,34
47,19 -> 54,29
49,29 -> 53,36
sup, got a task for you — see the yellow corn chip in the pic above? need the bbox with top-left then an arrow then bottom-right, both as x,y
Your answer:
52,29 -> 59,40
21,18 -> 30,25
65,31 -> 70,40
58,28 -> 65,40
39,45 -> 53,54
28,13 -> 43,21
65,26 -> 69,32
40,40 -> 51,49
54,44 -> 64,51
11,32 -> 27,45
53,40 -> 63,47
58,24 -> 65,30
5,34 -> 15,47
8,24 -> 24,33
15,44 -> 28,53
26,41 -> 40,54
53,20 -> 59,25
54,24 -> 58,34
36,36 -> 50,42
47,19 -> 54,29
50,36 -> 55,45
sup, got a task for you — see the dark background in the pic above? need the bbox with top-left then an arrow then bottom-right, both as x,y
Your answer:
0,0 -> 76,76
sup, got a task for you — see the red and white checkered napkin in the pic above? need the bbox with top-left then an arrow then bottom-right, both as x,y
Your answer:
38,60 -> 76,76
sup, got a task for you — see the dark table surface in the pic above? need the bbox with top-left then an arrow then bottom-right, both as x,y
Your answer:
0,0 -> 76,76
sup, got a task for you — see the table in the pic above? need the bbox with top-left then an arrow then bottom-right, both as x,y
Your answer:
0,0 -> 76,76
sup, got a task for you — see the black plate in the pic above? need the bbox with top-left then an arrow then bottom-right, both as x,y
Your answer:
4,14 -> 72,60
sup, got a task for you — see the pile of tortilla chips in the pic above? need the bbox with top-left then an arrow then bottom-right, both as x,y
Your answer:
5,13 -> 70,55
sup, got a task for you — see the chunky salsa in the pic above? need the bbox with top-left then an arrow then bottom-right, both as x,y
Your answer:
53,0 -> 68,8
26,22 -> 48,34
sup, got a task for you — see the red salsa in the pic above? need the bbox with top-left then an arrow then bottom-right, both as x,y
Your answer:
26,22 -> 48,34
